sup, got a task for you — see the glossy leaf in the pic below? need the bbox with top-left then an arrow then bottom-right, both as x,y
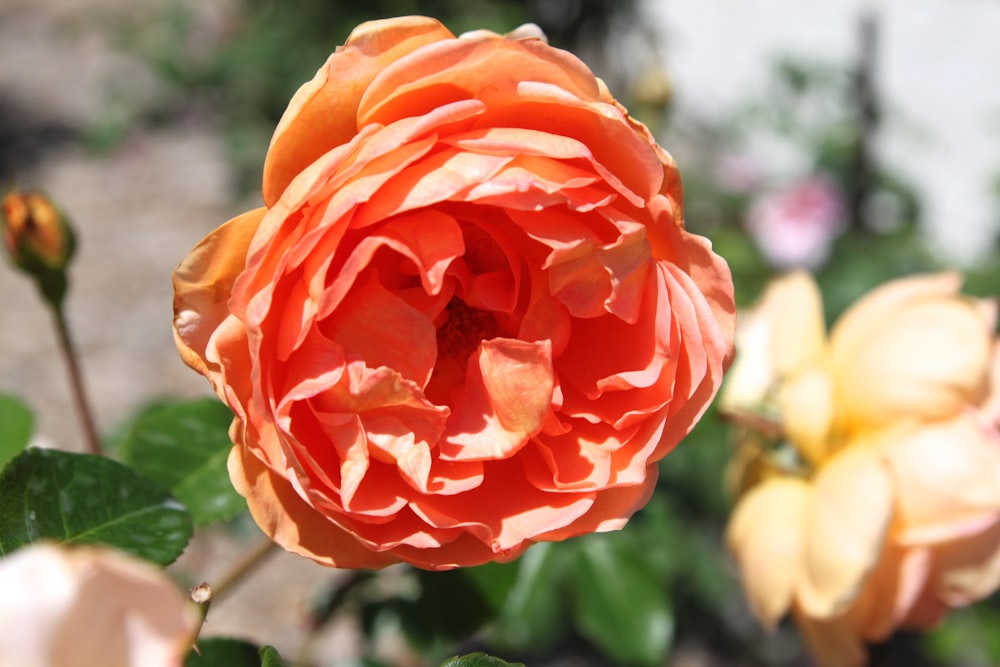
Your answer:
258,645 -> 287,667
0,394 -> 33,469
491,542 -> 571,652
0,448 -> 192,565
186,638 -> 259,666
570,533 -> 673,667
119,398 -> 244,526
439,653 -> 524,667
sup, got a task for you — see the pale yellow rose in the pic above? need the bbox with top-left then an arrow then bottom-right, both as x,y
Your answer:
724,272 -> 1000,667
0,543 -> 196,667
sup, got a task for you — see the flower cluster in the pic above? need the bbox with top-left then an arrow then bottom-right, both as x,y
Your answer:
723,272 -> 1000,667
173,17 -> 735,570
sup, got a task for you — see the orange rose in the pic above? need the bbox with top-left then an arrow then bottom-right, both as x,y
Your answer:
174,16 -> 735,570
0,543 -> 196,667
725,272 -> 1000,667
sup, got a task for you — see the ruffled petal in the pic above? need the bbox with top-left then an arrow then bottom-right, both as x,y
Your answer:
262,16 -> 454,204
228,443 -> 398,569
440,338 -> 555,461
173,208 -> 263,376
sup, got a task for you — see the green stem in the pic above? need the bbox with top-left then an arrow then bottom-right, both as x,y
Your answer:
51,305 -> 101,456
211,538 -> 281,601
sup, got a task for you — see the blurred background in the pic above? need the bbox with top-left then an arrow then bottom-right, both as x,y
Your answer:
3,0 -> 1000,665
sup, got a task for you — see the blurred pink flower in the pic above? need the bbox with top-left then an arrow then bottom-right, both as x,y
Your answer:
745,175 -> 845,270
724,272 -> 1000,667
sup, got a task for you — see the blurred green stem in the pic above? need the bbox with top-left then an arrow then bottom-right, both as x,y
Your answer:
212,538 -> 281,601
51,305 -> 101,456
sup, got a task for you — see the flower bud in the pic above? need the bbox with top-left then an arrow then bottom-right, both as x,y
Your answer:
2,189 -> 76,307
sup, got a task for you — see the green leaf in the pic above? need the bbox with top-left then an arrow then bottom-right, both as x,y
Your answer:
186,638 -> 259,666
491,542 -> 572,652
570,534 -> 673,667
258,645 -> 287,667
0,394 -> 33,469
0,448 -> 192,565
119,398 -> 244,526
439,653 -> 524,667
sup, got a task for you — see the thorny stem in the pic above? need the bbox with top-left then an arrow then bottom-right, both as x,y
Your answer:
51,305 -> 101,456
211,538 -> 281,602
186,583 -> 213,656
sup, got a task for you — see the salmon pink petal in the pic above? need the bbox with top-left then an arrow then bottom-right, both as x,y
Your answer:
173,207 -> 264,375
726,477 -> 811,629
884,414 -> 1000,545
357,32 -> 603,127
228,444 -> 398,569
263,16 -> 454,204
798,444 -> 894,619
410,459 -> 594,552
440,338 -> 555,461
536,467 -> 658,537
322,278 -> 438,388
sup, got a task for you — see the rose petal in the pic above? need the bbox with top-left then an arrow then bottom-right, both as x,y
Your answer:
798,444 -> 894,619
726,477 -> 811,629
173,207 -> 264,375
262,16 -> 454,204
931,516 -> 1000,606
835,296 -> 992,428
777,366 -> 836,466
767,271 -> 828,378
883,414 -> 1000,545
440,338 -> 555,461
228,444 -> 398,569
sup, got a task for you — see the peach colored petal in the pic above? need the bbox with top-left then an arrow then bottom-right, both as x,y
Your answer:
173,207 -> 263,375
835,296 -> 992,428
798,444 -> 894,619
778,366 -> 835,466
883,414 -> 1000,545
262,16 -> 454,204
0,543 -> 196,667
439,338 -> 555,461
766,270 -> 827,378
977,343 -> 1000,422
849,542 -> 933,642
830,272 -> 962,369
228,443 -> 398,569
726,477 -> 811,629
931,516 -> 1000,606
793,606 -> 868,667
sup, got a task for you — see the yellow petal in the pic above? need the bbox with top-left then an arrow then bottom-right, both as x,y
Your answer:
726,477 -> 811,629
767,270 -> 827,378
778,365 -> 836,466
798,444 -> 893,618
